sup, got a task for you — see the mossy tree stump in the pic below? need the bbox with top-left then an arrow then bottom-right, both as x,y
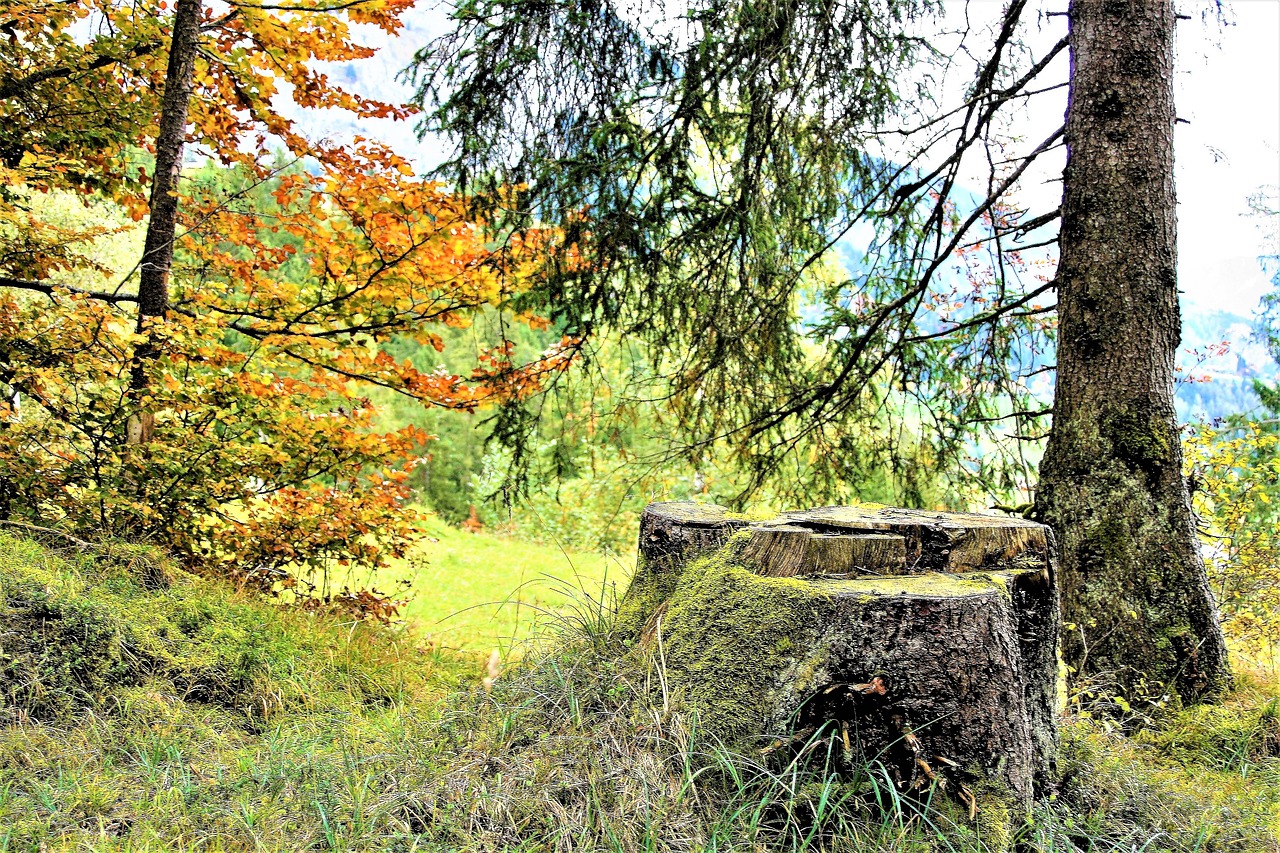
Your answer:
620,501 -> 1060,810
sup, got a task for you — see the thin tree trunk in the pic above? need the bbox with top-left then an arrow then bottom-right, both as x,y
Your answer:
127,0 -> 201,444
1037,0 -> 1230,704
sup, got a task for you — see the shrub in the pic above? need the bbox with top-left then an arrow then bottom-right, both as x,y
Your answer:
1185,417 -> 1280,661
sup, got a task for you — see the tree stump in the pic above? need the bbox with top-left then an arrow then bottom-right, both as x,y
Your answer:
620,501 -> 1060,810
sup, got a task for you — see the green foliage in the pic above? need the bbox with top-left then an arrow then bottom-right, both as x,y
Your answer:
375,318 -> 527,525
408,0 -> 1055,508
390,331 -> 961,554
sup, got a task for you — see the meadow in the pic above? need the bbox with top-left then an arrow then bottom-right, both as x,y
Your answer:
314,515 -> 631,653
3,526 -> 1280,851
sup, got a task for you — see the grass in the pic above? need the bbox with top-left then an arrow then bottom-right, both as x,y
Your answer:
0,530 -> 467,850
3,529 -> 1280,851
312,514 -> 632,653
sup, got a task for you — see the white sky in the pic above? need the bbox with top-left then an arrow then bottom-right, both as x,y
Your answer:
305,0 -> 1280,316
1175,0 -> 1280,314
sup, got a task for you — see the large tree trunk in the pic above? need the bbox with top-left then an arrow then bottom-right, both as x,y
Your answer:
1037,0 -> 1230,704
127,0 -> 201,444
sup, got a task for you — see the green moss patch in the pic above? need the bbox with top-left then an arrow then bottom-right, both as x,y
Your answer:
657,551 -> 828,745
1102,408 -> 1173,474
0,533 -> 412,725
654,549 -> 1019,749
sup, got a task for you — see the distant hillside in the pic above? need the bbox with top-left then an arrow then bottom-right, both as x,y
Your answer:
1176,301 -> 1276,422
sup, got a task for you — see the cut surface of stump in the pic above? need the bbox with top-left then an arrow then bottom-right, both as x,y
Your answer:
805,531 -> 906,576
619,501 -> 1060,812
740,525 -> 907,577
781,504 -> 1050,573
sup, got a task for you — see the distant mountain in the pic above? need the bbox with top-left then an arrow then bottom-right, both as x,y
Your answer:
832,236 -> 1276,422
1175,301 -> 1276,422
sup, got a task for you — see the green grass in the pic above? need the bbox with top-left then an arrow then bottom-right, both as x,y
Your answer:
0,530 -> 470,850
315,514 -> 633,653
4,529 -> 1280,851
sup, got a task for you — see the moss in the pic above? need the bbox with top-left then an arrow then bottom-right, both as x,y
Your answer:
1101,408 -> 1172,474
652,546 -> 1016,749
1061,477 -> 1232,704
971,783 -> 1018,852
657,550 -> 826,745
928,779 -> 1018,852
1073,509 -> 1149,609
616,528 -> 749,638
0,532 -> 404,725
614,554 -> 670,635
722,507 -> 781,522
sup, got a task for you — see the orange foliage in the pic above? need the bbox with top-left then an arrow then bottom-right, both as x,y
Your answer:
0,0 -> 577,594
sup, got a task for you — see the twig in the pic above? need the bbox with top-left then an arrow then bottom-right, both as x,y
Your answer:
0,276 -> 137,305
0,519 -> 93,549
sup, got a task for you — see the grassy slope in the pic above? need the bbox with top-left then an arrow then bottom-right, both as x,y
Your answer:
0,531 -> 468,850
2,530 -> 1280,851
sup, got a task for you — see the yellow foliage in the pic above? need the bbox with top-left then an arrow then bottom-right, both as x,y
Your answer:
0,1 -> 581,591
1185,422 -> 1280,664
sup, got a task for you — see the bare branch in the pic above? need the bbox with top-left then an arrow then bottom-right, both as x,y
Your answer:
229,0 -> 380,11
0,276 -> 138,304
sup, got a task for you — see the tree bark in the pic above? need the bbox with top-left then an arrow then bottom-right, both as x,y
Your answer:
128,0 -> 201,444
1037,0 -> 1230,704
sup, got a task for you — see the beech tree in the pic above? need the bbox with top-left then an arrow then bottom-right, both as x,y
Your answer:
411,0 -> 1230,702
0,0 -> 573,589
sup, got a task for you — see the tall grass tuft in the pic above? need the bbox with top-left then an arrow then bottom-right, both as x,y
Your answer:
411,575 -> 1005,853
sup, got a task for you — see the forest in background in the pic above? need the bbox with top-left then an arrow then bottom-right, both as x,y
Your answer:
4,0 -> 1280,679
